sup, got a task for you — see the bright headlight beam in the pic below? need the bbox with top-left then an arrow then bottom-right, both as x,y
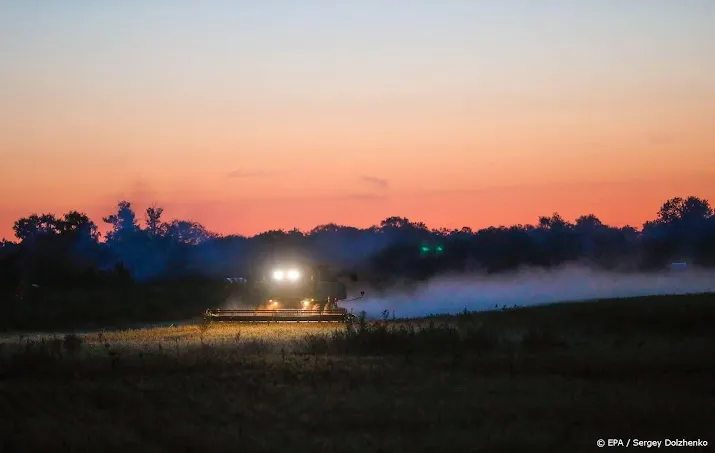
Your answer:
287,269 -> 300,280
272,270 -> 284,280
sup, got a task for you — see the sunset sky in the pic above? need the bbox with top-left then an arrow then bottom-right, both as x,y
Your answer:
1,0 -> 714,240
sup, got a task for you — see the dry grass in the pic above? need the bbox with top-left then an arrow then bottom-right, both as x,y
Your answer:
1,322 -> 347,361
93,321 -> 339,346
1,293 -> 714,452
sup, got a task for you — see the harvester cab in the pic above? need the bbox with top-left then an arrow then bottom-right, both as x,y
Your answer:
205,260 -> 365,322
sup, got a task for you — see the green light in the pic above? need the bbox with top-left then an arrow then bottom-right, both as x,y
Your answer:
421,246 -> 430,252
436,246 -> 443,252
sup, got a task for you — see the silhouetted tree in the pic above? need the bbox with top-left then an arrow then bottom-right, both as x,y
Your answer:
2,194 -> 714,291
145,205 -> 166,237
163,219 -> 216,245
656,196 -> 712,225
13,213 -> 61,241
102,200 -> 140,243
59,211 -> 100,241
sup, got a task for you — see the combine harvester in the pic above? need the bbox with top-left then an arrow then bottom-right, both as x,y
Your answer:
204,260 -> 365,323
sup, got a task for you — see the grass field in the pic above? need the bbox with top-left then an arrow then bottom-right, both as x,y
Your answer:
1,293 -> 714,452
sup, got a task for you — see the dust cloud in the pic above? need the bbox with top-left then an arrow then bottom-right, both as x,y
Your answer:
343,265 -> 715,319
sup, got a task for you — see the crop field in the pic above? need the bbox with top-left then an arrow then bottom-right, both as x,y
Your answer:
67,322 -> 341,350
1,293 -> 714,452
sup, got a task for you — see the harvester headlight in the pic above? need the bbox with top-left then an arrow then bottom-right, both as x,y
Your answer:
287,269 -> 300,281
272,270 -> 284,280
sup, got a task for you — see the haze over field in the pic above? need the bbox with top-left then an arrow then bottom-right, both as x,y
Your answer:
344,266 -> 715,318
2,1 -> 715,239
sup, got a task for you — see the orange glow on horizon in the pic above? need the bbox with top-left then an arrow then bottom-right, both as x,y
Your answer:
2,176 -> 714,241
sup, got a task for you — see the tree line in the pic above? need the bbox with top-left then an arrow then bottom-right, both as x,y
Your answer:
1,196 -> 714,292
